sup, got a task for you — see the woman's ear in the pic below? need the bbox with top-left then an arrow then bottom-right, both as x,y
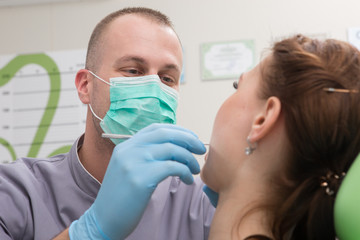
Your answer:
249,97 -> 281,142
75,69 -> 92,104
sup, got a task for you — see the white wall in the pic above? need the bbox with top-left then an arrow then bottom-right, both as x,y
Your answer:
1,0 -> 360,151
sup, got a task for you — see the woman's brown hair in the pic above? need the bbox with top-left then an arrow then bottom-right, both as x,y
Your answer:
261,35 -> 360,239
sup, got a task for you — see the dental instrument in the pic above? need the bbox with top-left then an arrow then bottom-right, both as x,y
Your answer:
102,133 -> 209,145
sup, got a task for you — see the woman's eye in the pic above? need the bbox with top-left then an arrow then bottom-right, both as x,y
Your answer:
233,81 -> 238,89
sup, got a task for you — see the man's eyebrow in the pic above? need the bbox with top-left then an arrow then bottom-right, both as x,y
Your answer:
162,64 -> 181,74
113,56 -> 181,74
113,56 -> 147,66
113,56 -> 181,73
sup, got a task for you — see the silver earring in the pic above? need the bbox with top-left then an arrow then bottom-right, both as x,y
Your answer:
245,136 -> 257,155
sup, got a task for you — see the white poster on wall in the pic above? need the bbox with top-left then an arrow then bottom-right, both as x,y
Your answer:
0,49 -> 87,163
348,27 -> 360,50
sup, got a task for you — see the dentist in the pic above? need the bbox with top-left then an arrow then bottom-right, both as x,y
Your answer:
0,7 -> 215,240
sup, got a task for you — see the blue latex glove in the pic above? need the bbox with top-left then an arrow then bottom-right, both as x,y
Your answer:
203,185 -> 219,208
69,123 -> 206,240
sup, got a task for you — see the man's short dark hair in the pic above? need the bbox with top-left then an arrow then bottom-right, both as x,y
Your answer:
85,7 -> 174,71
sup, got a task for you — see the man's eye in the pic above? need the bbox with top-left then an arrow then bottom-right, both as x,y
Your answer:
160,76 -> 176,85
126,69 -> 140,75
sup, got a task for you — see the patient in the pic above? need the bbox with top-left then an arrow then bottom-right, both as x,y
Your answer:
201,34 -> 360,240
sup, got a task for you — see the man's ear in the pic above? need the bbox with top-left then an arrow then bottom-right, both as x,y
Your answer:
75,69 -> 92,104
249,97 -> 281,142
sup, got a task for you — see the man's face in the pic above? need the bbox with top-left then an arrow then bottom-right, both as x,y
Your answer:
91,14 -> 183,119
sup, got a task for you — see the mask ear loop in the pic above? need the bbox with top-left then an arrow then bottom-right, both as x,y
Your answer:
88,70 -> 112,86
87,70 -> 110,122
89,104 -> 103,122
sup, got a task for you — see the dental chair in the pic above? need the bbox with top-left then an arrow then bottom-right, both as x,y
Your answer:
334,153 -> 360,240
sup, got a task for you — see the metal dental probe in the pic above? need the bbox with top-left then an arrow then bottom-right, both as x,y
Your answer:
101,133 -> 210,145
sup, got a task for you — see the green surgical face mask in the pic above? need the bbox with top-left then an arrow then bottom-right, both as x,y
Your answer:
88,71 -> 178,145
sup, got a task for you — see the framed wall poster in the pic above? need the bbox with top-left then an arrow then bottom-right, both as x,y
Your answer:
200,40 -> 255,80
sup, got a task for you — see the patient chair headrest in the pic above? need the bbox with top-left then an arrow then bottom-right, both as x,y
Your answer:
334,153 -> 360,240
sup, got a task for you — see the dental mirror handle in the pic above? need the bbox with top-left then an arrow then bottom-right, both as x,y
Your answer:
102,133 -> 210,145
102,133 -> 132,139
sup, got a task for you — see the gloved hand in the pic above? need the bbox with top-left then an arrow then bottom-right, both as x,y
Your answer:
203,185 -> 219,208
69,123 -> 206,240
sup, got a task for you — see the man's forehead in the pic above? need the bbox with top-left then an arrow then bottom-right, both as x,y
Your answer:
98,13 -> 182,70
101,14 -> 177,46
109,13 -> 167,30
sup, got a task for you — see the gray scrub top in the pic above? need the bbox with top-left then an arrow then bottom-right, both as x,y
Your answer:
0,135 -> 215,240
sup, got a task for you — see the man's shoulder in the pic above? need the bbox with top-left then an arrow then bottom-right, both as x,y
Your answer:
0,150 -> 88,240
0,154 -> 71,202
0,155 -> 70,240
0,153 -> 69,180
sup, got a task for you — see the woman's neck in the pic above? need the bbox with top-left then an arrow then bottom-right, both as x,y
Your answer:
208,176 -> 275,240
